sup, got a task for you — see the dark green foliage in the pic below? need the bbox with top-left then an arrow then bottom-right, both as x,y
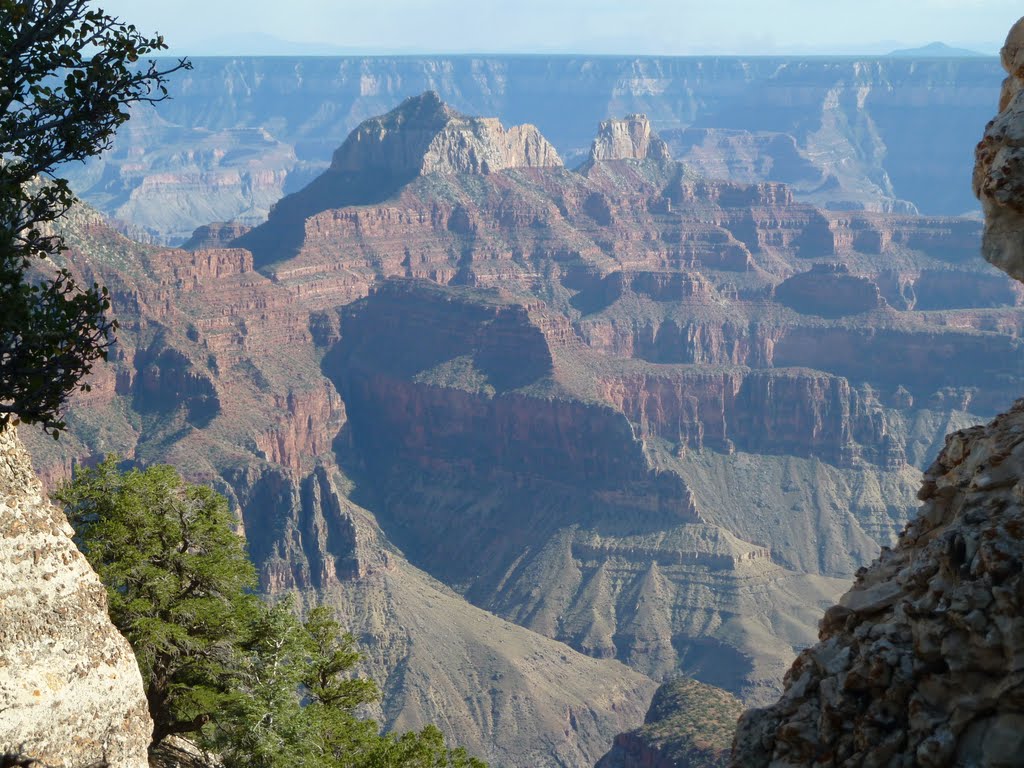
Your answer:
57,459 -> 486,767
627,678 -> 742,768
55,457 -> 261,744
0,0 -> 189,434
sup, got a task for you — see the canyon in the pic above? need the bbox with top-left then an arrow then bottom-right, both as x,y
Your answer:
16,74 -> 1024,766
65,55 -> 1001,244
729,17 -> 1024,766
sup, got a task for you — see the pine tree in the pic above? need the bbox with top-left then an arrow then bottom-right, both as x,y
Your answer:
57,459 -> 488,767
56,457 -> 261,744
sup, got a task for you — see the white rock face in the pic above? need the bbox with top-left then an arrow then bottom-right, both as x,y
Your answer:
589,114 -> 671,162
331,91 -> 562,177
0,427 -> 152,767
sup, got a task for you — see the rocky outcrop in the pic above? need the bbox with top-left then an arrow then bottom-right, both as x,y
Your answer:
976,18 -> 1024,282
331,91 -> 562,177
0,427 -> 151,767
597,678 -> 742,768
182,222 -> 253,251
774,264 -> 886,318
731,402 -> 1024,767
590,114 -> 671,163
731,16 -> 1024,767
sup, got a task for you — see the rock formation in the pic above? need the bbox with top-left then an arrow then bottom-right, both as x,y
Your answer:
0,427 -> 151,767
22,89 -> 1024,764
975,17 -> 1024,282
63,56 -> 1003,243
596,678 -> 742,768
331,91 -> 562,177
590,114 -> 672,163
730,16 -> 1024,767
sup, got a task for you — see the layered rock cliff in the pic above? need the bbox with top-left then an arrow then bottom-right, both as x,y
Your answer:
590,114 -> 672,163
0,428 -> 151,767
22,90 -> 1024,766
331,91 -> 561,176
730,17 -> 1024,767
21,200 -> 656,767
63,55 -> 1002,243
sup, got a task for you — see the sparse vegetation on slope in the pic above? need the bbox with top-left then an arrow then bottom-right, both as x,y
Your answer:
597,678 -> 743,768
56,458 -> 486,767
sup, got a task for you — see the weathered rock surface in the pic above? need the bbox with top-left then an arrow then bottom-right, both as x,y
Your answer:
731,17 -> 1024,767
0,427 -> 151,767
731,402 -> 1024,767
976,18 -> 1024,282
590,114 -> 671,163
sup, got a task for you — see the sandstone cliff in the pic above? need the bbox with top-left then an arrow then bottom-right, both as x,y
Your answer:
590,115 -> 672,163
0,427 -> 151,767
730,17 -> 1024,767
22,89 -> 1024,766
64,55 -> 1003,243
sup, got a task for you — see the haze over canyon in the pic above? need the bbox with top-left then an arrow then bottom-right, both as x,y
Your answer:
6,33 -> 1024,768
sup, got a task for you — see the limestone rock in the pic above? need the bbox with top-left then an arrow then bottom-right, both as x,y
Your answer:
590,114 -> 672,162
974,16 -> 1024,282
330,91 -> 562,177
0,427 -> 151,767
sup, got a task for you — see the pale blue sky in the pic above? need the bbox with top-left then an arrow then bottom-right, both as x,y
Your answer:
98,0 -> 1019,56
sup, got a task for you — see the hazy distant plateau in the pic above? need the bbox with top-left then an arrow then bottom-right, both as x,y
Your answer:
68,55 -> 1002,243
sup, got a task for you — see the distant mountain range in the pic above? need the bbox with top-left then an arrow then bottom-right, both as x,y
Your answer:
887,41 -> 990,57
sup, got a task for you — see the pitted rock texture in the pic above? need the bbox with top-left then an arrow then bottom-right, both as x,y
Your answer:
975,17 -> 1024,282
0,427 -> 151,767
330,90 -> 562,176
590,114 -> 672,163
731,402 -> 1024,767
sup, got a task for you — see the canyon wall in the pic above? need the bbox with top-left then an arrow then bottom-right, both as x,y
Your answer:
730,17 -> 1024,767
66,55 -> 1001,243
21,85 -> 1024,766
